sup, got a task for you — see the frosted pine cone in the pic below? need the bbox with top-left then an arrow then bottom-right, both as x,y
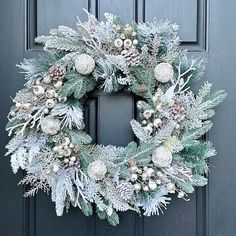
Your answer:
48,64 -> 66,81
121,48 -> 142,67
170,104 -> 186,121
116,181 -> 134,200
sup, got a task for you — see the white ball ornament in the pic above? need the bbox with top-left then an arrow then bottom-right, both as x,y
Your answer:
75,54 -> 95,75
87,160 -> 107,180
154,62 -> 174,83
152,146 -> 173,167
41,116 -> 60,135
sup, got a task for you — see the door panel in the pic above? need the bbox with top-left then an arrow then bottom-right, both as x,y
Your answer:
0,0 -> 235,236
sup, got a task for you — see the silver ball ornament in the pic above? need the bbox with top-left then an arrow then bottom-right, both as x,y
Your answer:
75,54 -> 95,75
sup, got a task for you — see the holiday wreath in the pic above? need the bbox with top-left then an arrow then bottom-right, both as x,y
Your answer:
6,10 -> 226,225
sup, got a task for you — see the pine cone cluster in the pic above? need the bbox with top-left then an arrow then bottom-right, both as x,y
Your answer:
48,64 -> 66,81
116,181 -> 134,200
121,48 -> 142,67
170,104 -> 186,121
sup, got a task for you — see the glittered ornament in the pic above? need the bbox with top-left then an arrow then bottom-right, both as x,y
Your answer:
48,64 -> 66,81
154,63 -> 174,83
74,54 -> 95,75
87,160 -> 107,180
116,181 -> 134,200
41,116 -> 60,135
152,146 -> 172,167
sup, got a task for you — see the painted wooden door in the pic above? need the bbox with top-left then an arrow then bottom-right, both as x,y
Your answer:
0,1 -> 235,236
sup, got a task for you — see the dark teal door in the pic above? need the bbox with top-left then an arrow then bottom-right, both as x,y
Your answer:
0,1 -> 235,235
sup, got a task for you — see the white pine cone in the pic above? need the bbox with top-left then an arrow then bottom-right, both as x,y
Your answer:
116,181 -> 134,200
154,63 -> 174,83
87,160 -> 107,180
48,64 -> 66,81
122,48 -> 142,67
41,116 -> 60,135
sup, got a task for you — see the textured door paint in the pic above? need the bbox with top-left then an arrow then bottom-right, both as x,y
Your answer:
0,1 -> 235,236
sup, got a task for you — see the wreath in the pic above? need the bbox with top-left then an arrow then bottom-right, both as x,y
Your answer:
6,10 -> 226,226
